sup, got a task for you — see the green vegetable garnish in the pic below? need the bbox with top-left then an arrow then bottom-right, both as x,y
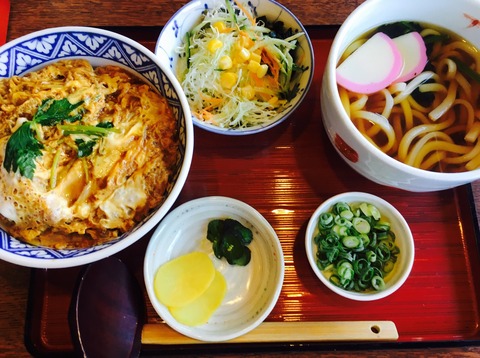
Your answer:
451,57 -> 480,84
4,98 -> 84,179
60,122 -> 118,157
3,98 -> 117,179
375,21 -> 422,38
59,121 -> 116,136
314,201 -> 400,293
207,218 -> 253,266
75,139 -> 98,158
33,98 -> 84,126
3,121 -> 44,179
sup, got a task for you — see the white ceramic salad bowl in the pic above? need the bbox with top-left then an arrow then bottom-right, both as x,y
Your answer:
156,0 -> 314,135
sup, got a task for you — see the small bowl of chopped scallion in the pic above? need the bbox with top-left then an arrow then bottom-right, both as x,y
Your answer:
305,192 -> 414,301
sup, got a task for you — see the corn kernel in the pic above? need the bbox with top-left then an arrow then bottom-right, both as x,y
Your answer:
237,47 -> 250,62
247,60 -> 260,72
218,55 -> 233,70
207,39 -> 223,53
268,96 -> 279,105
220,72 -> 237,89
241,85 -> 255,100
256,64 -> 269,78
239,33 -> 254,48
213,21 -> 227,33
250,52 -> 261,63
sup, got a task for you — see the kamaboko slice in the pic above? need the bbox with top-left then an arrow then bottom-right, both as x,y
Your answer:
336,32 -> 403,94
392,32 -> 427,83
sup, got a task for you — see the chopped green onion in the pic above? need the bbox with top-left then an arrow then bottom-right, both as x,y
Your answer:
339,209 -> 354,220
318,212 -> 334,229
333,202 -> 350,215
49,149 -> 62,190
374,221 -> 391,231
371,275 -> 386,291
366,250 -> 377,263
342,236 -> 361,249
383,260 -> 395,273
314,201 -> 400,292
352,217 -> 370,234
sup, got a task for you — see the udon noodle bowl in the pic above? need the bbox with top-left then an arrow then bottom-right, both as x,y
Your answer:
0,59 -> 179,249
337,22 -> 480,173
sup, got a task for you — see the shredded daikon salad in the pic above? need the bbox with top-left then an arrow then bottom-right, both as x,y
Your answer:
176,0 -> 307,129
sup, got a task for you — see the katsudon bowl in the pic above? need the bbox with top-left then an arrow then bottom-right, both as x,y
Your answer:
0,27 -> 194,269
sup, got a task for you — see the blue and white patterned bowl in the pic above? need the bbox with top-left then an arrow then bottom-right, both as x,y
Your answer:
0,27 -> 194,268
155,0 -> 314,135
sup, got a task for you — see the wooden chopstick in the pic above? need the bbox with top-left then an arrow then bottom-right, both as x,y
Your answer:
142,321 -> 398,345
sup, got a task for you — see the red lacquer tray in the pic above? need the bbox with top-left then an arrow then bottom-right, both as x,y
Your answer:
0,0 -> 9,45
24,27 -> 480,356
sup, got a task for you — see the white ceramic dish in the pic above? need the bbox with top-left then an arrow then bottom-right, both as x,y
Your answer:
156,0 -> 314,135
0,26 -> 194,269
144,196 -> 284,342
321,0 -> 480,191
305,192 -> 414,301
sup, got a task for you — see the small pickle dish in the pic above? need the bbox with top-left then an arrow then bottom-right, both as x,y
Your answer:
0,26 -> 194,269
305,192 -> 415,301
144,196 -> 284,342
156,0 -> 314,135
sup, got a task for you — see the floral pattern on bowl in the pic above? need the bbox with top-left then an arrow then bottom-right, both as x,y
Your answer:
0,27 -> 193,268
155,0 -> 314,135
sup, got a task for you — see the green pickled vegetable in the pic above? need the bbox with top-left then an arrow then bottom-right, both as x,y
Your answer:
314,201 -> 400,292
207,218 -> 253,266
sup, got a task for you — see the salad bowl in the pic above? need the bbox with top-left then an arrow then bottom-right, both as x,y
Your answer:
156,0 -> 314,135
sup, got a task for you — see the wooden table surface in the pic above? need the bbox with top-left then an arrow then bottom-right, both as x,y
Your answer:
2,0 -> 480,357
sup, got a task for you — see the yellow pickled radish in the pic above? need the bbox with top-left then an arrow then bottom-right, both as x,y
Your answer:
169,270 -> 227,326
153,251 -> 215,308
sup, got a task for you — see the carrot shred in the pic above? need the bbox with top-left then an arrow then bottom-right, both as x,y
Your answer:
261,48 -> 281,85
233,0 -> 256,26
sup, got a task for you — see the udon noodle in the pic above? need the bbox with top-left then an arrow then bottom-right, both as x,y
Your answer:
338,24 -> 480,173
0,59 -> 179,248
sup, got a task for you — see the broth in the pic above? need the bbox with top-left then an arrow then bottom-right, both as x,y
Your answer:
337,22 -> 480,173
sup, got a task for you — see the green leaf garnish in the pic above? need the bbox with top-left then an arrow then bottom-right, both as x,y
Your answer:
3,97 -> 119,180
33,98 -> 84,126
3,98 -> 86,178
75,139 -> 97,158
3,122 -> 44,179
